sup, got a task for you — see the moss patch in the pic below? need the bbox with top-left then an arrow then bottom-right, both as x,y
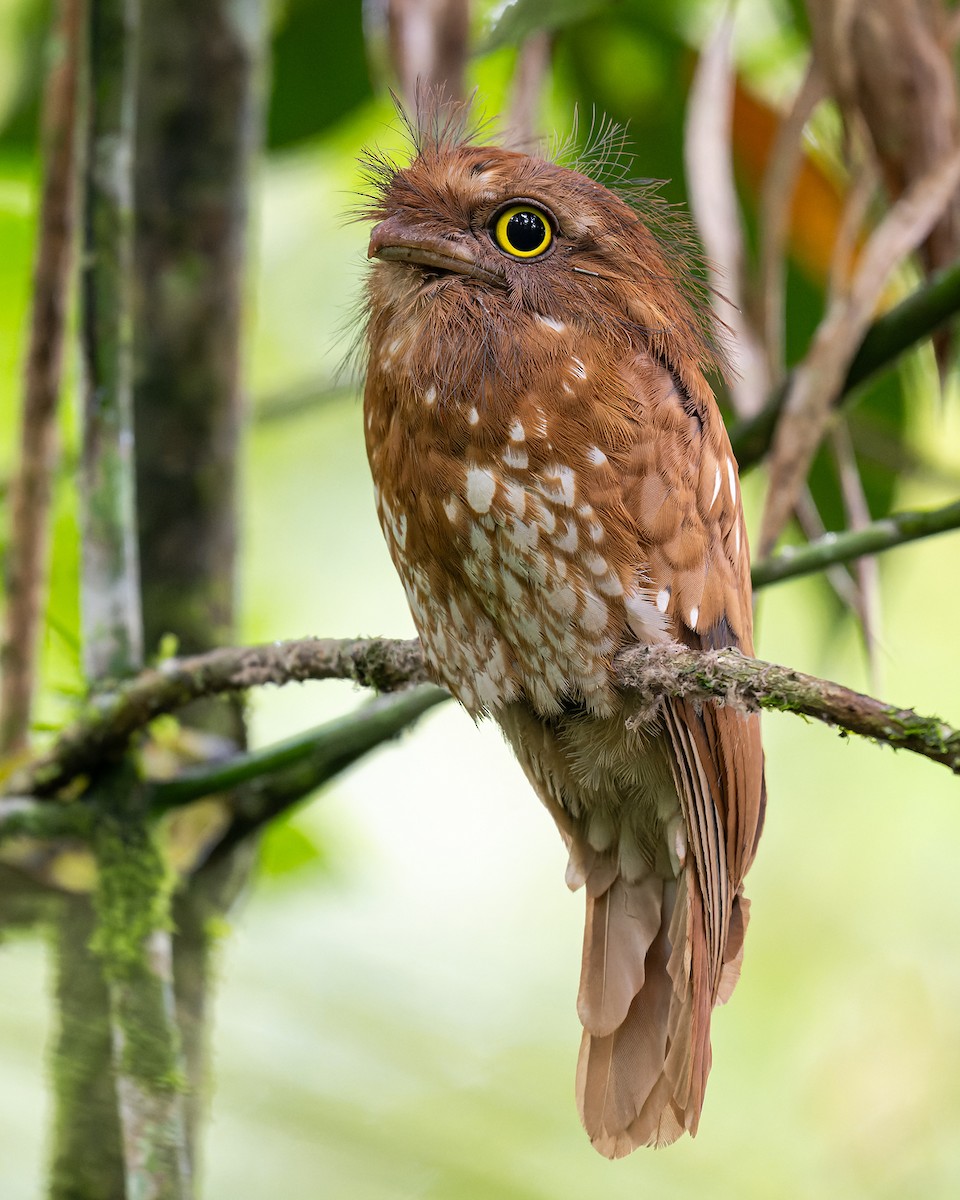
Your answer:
90,770 -> 185,1092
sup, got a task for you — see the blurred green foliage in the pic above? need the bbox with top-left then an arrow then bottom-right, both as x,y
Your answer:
1,0 -> 959,1196
266,0 -> 373,149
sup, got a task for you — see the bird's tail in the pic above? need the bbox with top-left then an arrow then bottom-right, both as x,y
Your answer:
574,862 -> 750,1156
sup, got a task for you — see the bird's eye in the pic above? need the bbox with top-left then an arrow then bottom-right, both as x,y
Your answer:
492,205 -> 553,259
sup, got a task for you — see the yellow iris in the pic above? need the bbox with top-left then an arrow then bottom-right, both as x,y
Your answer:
493,205 -> 553,258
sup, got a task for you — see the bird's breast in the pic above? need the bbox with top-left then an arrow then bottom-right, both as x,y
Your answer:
363,350 -> 669,718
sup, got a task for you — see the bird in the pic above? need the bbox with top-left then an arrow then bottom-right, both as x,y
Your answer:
360,109 -> 766,1157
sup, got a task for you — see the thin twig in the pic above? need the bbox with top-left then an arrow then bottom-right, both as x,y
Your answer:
759,60 -> 826,380
685,9 -> 769,415
504,31 -> 552,149
1,0 -> 83,754
793,486 -> 863,611
830,420 -> 883,680
164,688 -> 450,858
149,685 -> 448,814
752,496 -> 960,586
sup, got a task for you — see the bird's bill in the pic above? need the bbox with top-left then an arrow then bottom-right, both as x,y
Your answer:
368,215 -> 505,287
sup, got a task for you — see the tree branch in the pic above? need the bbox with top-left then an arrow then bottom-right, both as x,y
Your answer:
752,496 -> 960,587
614,643 -> 959,772
7,637 -> 429,799
5,635 -> 958,808
150,684 -> 448,817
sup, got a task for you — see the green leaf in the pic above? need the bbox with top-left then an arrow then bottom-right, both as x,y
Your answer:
267,0 -> 373,150
257,815 -> 330,881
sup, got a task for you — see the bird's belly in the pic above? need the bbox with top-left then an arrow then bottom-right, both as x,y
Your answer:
377,492 -> 631,717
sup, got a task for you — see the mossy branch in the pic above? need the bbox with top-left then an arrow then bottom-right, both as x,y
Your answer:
4,635 -> 958,812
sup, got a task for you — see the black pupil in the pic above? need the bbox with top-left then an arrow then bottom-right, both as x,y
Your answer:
506,210 -> 546,252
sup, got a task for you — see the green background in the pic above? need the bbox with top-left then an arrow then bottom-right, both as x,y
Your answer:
2,0 -> 960,1195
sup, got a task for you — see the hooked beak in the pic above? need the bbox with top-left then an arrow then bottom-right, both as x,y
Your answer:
368,215 -> 505,287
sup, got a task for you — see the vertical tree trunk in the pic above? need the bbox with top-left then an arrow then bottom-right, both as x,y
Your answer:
80,0 -> 143,681
48,899 -> 126,1200
131,0 -> 265,1169
133,0 -> 263,746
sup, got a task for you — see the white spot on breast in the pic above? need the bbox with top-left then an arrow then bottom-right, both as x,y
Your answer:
530,407 -> 549,437
597,572 -> 624,597
536,313 -> 566,334
585,553 -> 608,576
470,523 -> 492,562
443,495 -> 460,523
424,385 -> 437,406
553,518 -> 579,554
502,570 -> 523,606
394,512 -> 407,549
542,464 -> 576,506
587,446 -> 607,466
656,586 -> 671,613
503,482 -> 526,516
689,606 -> 699,630
536,503 -> 556,536
580,592 -> 608,632
388,338 -> 402,356
466,466 -> 496,513
509,419 -> 525,441
476,671 -> 500,708
507,518 -> 538,550
587,521 -> 604,543
726,457 -> 737,503
735,520 -> 742,555
569,356 -> 588,380
625,591 -> 669,642
710,464 -> 722,509
547,584 -> 577,616
468,407 -> 480,426
503,445 -> 529,470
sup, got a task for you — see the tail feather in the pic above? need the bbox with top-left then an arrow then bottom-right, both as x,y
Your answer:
576,900 -> 676,1155
576,861 -> 725,1155
578,875 -> 660,1037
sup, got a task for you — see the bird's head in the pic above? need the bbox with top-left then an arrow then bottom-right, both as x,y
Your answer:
360,120 -> 721,399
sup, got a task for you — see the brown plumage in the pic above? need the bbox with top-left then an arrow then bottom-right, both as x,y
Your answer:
360,113 -> 766,1156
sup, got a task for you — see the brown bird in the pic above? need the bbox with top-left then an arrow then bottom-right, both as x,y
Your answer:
360,113 -> 766,1156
